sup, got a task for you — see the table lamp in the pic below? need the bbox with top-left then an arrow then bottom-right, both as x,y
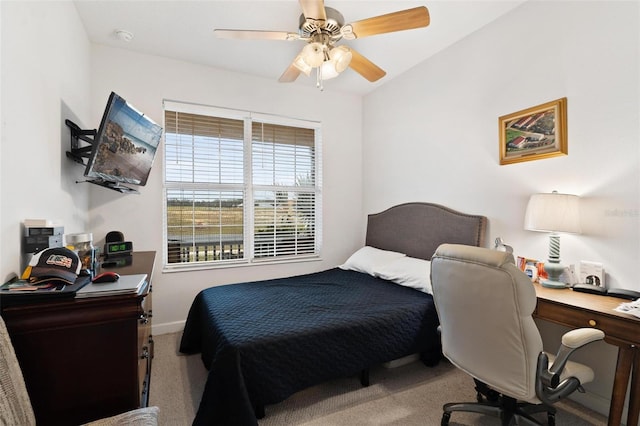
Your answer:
524,191 -> 581,288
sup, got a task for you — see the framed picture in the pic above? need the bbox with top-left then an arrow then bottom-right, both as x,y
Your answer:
499,97 -> 567,165
516,256 -> 548,283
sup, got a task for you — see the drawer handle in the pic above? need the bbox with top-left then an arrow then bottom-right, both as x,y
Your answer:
141,348 -> 150,359
139,313 -> 149,325
589,319 -> 597,327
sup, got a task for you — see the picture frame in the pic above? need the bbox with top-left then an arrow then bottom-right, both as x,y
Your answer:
516,256 -> 548,283
499,97 -> 567,165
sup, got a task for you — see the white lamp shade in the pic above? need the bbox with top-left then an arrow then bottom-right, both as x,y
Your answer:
292,55 -> 312,76
330,45 -> 352,73
320,46 -> 353,80
301,42 -> 324,67
524,192 -> 581,234
320,61 -> 339,80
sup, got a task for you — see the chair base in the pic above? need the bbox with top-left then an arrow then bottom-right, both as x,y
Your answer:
441,380 -> 556,426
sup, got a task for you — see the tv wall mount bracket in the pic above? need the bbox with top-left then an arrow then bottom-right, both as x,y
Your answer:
65,119 -> 95,166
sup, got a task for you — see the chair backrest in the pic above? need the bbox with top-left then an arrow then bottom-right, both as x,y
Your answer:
430,244 -> 543,403
0,315 -> 36,426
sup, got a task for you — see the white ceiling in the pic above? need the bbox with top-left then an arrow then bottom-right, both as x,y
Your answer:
73,0 -> 526,96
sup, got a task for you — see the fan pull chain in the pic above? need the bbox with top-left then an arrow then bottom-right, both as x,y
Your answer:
316,67 -> 324,91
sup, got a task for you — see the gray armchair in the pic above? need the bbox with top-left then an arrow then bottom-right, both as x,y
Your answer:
0,315 -> 158,426
430,244 -> 604,426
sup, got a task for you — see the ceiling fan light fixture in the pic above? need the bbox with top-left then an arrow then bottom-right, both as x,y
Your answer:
293,55 -> 312,76
330,45 -> 352,73
301,42 -> 325,67
320,60 -> 339,80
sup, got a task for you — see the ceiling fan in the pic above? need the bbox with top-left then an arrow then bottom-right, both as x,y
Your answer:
214,0 -> 430,90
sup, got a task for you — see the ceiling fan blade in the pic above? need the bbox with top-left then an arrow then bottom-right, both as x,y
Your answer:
214,29 -> 299,41
279,62 -> 302,83
299,0 -> 326,22
348,49 -> 386,82
342,6 -> 430,39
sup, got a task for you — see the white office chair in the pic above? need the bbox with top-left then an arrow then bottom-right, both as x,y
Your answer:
0,315 -> 159,426
430,244 -> 604,426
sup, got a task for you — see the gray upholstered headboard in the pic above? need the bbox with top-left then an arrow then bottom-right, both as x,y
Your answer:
365,202 -> 487,261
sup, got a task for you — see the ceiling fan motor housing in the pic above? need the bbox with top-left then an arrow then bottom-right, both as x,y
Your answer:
298,7 -> 344,39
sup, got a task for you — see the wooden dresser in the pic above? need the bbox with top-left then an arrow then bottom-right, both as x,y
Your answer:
1,251 -> 156,425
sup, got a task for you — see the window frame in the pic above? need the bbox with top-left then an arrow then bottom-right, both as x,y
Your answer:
162,100 -> 322,271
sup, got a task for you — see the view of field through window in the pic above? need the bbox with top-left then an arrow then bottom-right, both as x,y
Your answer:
164,108 -> 319,265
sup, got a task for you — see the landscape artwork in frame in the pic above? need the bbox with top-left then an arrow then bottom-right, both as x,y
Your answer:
499,97 -> 567,165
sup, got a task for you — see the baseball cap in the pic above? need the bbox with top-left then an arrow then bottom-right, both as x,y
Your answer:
27,247 -> 81,285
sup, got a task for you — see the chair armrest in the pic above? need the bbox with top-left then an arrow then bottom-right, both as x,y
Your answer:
551,328 -> 604,377
561,328 -> 605,349
536,328 -> 604,405
82,407 -> 159,426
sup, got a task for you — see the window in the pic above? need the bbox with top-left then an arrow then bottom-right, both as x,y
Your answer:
163,101 -> 322,269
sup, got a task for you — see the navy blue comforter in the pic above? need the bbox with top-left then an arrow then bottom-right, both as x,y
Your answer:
179,268 -> 441,425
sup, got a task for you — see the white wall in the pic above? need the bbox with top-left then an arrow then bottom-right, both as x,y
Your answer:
0,1 -> 91,282
362,0 -> 639,417
88,45 -> 364,333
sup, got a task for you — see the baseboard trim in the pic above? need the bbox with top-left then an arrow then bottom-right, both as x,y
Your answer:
152,320 -> 185,335
569,389 -> 617,420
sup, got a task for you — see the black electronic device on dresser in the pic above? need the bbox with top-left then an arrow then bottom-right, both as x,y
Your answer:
1,251 -> 156,425
105,240 -> 134,258
103,230 -> 134,260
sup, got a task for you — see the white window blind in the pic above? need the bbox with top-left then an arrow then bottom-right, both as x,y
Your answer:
163,101 -> 321,268
252,122 -> 317,258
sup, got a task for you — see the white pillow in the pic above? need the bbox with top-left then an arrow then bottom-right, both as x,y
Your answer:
373,256 -> 432,294
340,246 -> 406,276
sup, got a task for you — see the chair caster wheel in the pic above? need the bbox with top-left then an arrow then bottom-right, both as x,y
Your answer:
441,412 -> 451,426
547,413 -> 556,426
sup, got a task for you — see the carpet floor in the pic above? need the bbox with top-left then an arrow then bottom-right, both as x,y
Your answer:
149,332 -> 607,425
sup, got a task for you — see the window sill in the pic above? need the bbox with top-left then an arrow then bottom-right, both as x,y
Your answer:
161,254 -> 322,273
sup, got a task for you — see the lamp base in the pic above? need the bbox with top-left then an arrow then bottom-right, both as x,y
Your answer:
543,254 -> 566,289
540,278 -> 568,289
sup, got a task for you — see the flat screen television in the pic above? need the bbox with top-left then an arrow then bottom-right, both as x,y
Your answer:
83,92 -> 163,193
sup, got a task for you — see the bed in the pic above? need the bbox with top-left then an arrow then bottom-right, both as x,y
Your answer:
179,202 -> 487,425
